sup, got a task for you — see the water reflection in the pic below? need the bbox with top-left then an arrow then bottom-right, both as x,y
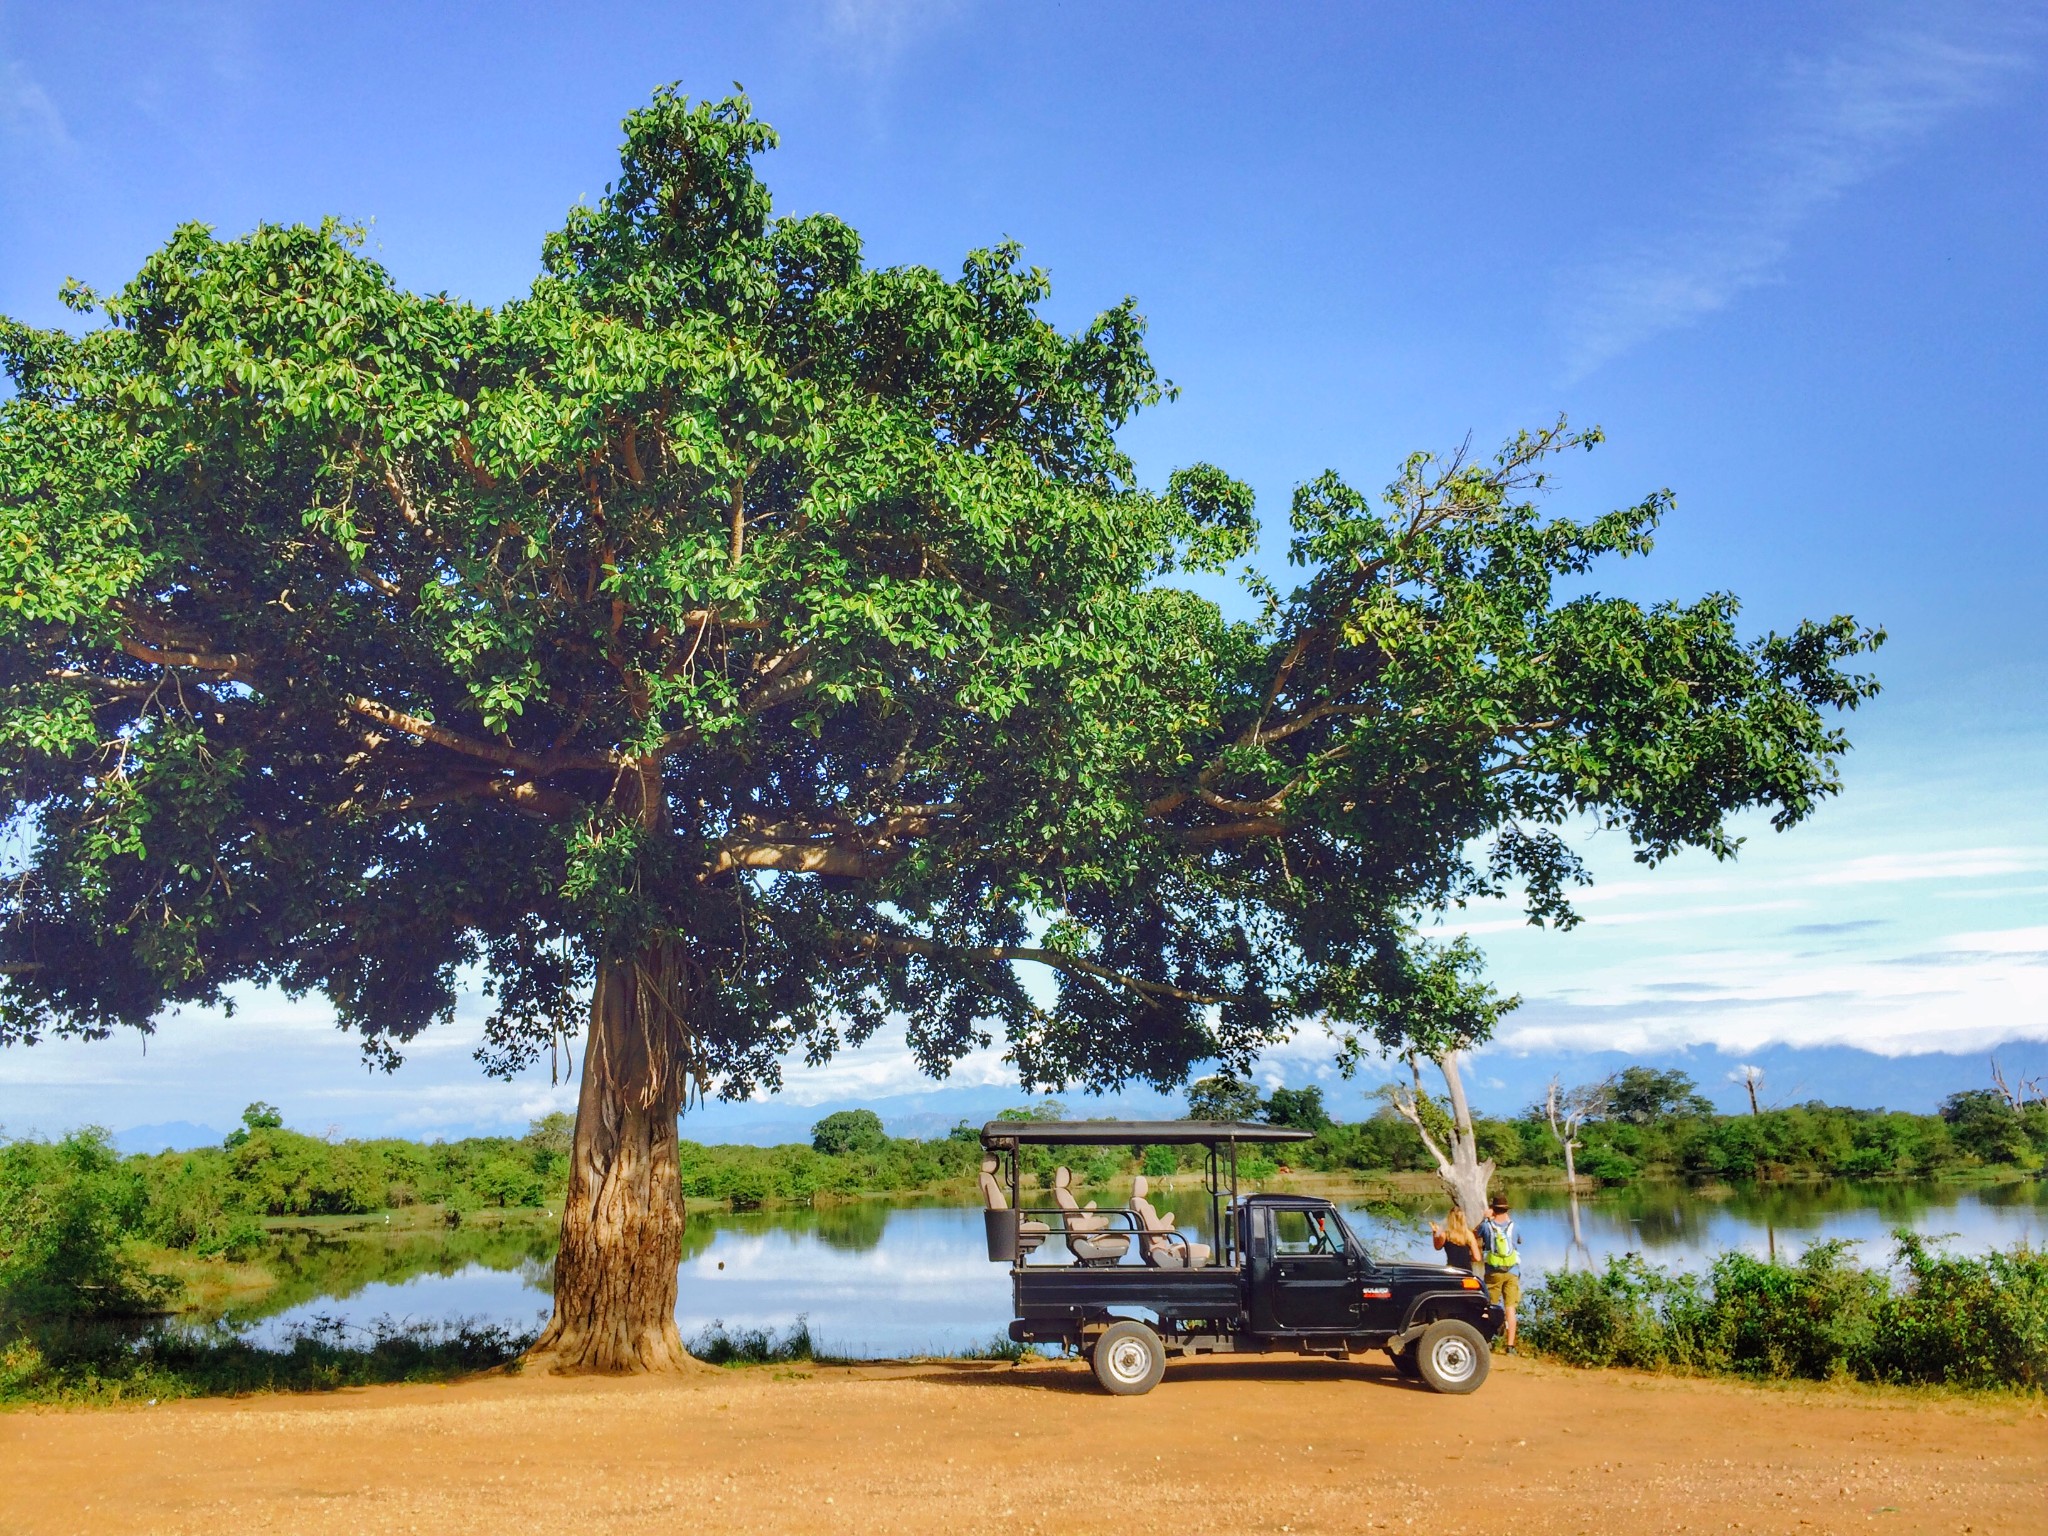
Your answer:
1338,1179 -> 2047,1280
228,1179 -> 2045,1358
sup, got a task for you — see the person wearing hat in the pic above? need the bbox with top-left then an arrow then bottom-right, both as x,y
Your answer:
1474,1196 -> 1522,1354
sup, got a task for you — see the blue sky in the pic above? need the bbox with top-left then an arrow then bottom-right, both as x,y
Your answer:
2,1 -> 2044,1143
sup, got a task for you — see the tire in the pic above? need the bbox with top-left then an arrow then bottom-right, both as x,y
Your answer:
1416,1319 -> 1490,1395
1389,1344 -> 1422,1380
1090,1320 -> 1167,1396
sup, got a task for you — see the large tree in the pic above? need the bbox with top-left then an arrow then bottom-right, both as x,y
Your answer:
0,90 -> 1880,1372
0,91 -> 1259,1369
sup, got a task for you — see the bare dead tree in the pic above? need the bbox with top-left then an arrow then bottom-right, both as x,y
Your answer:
1388,1049 -> 1494,1222
1731,1063 -> 1766,1116
1991,1055 -> 2046,1110
1544,1074 -> 1609,1190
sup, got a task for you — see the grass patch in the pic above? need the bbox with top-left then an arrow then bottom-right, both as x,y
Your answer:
687,1314 -> 820,1365
958,1332 -> 1044,1362
0,1313 -> 534,1408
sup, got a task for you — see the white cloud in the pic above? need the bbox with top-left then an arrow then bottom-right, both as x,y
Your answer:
1798,848 -> 2048,887
1497,923 -> 2048,1057
0,54 -> 73,155
1557,3 -> 2038,378
732,1025 -> 1018,1107
1444,898 -> 1807,936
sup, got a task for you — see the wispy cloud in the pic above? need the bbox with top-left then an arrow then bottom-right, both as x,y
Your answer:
814,0 -> 964,76
0,52 -> 74,157
1557,4 -> 2039,379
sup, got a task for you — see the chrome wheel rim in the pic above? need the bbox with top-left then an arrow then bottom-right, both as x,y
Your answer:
1431,1335 -> 1477,1383
1106,1337 -> 1152,1383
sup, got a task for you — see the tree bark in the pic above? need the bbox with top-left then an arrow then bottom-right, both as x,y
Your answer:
1434,1050 -> 1495,1224
527,941 -> 699,1373
1545,1078 -> 1583,1191
1390,1049 -> 1495,1225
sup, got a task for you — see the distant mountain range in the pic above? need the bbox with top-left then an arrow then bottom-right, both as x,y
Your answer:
98,1041 -> 2044,1151
110,1121 -> 228,1155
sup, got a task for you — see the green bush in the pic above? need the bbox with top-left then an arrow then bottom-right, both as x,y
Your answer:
1872,1233 -> 2048,1389
1141,1145 -> 1177,1179
1517,1255 -> 1712,1371
1525,1233 -> 2048,1391
0,1130 -> 175,1320
1574,1144 -> 1637,1184
1707,1241 -> 1885,1379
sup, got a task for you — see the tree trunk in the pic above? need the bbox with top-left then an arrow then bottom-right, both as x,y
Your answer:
1434,1050 -> 1495,1224
527,941 -> 698,1373
1562,1136 -> 1579,1190
1390,1049 -> 1495,1225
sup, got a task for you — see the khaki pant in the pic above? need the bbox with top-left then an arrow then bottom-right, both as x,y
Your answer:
1485,1269 -> 1521,1307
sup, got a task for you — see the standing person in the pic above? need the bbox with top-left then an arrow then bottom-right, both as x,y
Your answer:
1475,1196 -> 1522,1354
1430,1205 -> 1478,1272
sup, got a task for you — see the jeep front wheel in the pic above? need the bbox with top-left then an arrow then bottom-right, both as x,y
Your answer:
1416,1319 -> 1490,1395
1090,1319 -> 1167,1396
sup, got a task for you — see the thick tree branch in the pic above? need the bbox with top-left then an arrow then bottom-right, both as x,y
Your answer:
342,695 -> 616,775
1181,818 -> 1287,846
656,648 -> 815,756
119,639 -> 254,677
703,840 -> 894,878
45,670 -> 162,700
844,932 -> 1223,1005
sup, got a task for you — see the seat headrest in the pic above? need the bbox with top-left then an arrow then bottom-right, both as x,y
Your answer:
980,1156 -> 998,1174
1053,1165 -> 1072,1188
1131,1175 -> 1148,1199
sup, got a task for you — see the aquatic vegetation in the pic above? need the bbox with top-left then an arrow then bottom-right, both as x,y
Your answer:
0,1313 -> 534,1406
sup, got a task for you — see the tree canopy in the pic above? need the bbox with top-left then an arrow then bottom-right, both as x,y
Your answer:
1608,1066 -> 1717,1125
0,86 -> 1881,1109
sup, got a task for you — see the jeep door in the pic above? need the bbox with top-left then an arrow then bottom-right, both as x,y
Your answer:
1263,1205 -> 1360,1332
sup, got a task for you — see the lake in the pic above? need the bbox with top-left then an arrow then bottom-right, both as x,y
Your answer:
225,1178 -> 2047,1358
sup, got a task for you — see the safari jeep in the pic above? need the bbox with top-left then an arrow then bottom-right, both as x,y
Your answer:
977,1119 -> 1501,1396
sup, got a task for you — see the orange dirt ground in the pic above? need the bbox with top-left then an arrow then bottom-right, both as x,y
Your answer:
2,1355 -> 2042,1536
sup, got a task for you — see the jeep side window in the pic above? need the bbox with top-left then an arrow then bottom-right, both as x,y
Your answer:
1271,1208 -> 1346,1256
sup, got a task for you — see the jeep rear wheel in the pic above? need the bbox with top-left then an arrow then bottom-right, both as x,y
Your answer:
1416,1319 -> 1490,1395
1090,1320 -> 1166,1396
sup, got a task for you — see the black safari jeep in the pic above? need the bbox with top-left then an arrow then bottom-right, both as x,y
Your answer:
978,1120 -> 1500,1397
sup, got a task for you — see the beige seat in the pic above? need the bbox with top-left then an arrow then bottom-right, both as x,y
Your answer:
1130,1175 -> 1211,1269
1051,1166 -> 1130,1264
979,1157 -> 1048,1253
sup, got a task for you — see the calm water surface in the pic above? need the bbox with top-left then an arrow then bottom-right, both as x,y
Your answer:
234,1179 -> 2047,1357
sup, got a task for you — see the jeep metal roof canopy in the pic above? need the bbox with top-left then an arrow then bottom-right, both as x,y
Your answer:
978,1119 -> 1313,1148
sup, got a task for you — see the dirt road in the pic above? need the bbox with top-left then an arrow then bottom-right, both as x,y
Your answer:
3,1355 -> 2041,1536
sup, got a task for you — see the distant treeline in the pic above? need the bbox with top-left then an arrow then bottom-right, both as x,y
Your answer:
1195,1068 -> 2048,1184
5,1068 -> 2044,1328
1282,1098 -> 2048,1184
